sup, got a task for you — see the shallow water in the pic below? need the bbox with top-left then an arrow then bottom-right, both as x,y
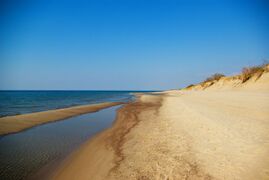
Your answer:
0,106 -> 120,180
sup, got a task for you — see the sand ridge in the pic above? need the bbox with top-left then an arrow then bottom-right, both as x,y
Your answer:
0,102 -> 123,135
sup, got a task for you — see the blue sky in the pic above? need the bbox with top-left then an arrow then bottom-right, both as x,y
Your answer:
1,0 -> 268,90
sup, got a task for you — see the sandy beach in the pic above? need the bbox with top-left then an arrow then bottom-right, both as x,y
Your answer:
51,70 -> 269,179
2,1 -> 269,179
0,102 -> 123,136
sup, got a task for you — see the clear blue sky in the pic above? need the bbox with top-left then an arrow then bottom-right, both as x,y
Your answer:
1,0 -> 268,90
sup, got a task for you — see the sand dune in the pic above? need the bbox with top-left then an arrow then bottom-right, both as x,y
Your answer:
52,71 -> 269,179
184,64 -> 269,92
0,102 -> 123,135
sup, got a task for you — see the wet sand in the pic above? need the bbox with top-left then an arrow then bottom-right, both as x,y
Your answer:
0,102 -> 123,135
52,72 -> 269,179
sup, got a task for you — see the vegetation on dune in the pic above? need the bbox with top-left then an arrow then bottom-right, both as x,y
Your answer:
241,63 -> 269,83
184,73 -> 225,89
186,84 -> 194,89
199,73 -> 225,88
184,62 -> 269,89
204,73 -> 225,83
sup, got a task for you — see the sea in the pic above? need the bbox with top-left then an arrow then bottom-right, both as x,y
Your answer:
0,90 -> 151,117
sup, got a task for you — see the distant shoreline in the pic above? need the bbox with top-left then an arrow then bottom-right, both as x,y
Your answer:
0,90 -> 154,117
0,102 -> 123,136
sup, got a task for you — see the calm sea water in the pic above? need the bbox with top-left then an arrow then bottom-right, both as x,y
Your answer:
0,90 -> 149,117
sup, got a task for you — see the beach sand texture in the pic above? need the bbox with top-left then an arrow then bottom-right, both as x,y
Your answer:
52,70 -> 269,180
0,102 -> 123,135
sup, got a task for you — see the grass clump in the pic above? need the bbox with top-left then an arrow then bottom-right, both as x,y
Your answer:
204,73 -> 225,83
186,84 -> 194,89
241,63 -> 268,83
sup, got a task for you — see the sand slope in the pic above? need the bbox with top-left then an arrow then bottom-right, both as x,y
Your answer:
0,102 -> 122,135
159,91 -> 269,179
52,72 -> 269,180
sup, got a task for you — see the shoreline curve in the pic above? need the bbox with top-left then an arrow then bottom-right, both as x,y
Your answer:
0,102 -> 123,136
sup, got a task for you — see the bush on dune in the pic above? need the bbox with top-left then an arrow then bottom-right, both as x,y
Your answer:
183,62 -> 269,89
186,84 -> 194,89
241,63 -> 269,83
184,73 -> 225,89
204,73 -> 225,83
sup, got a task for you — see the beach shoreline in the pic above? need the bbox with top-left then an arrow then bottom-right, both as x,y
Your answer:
51,71 -> 269,180
51,93 -> 163,180
0,102 -> 123,136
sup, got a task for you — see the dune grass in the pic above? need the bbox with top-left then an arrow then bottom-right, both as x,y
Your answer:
186,84 -> 194,89
241,63 -> 269,83
204,73 -> 225,83
184,62 -> 269,89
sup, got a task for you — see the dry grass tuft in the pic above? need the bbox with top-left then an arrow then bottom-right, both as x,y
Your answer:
204,73 -> 225,83
186,84 -> 194,89
183,62 -> 269,90
184,73 -> 225,89
201,81 -> 214,89
240,63 -> 269,83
